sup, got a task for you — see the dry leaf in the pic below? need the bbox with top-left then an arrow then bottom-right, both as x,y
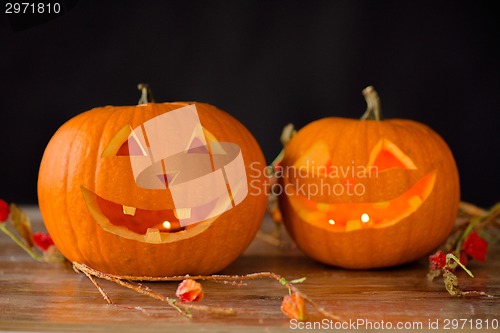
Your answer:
443,270 -> 462,297
10,204 -> 33,248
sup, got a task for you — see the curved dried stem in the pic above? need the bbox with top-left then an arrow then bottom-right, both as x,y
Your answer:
72,262 -> 340,321
459,201 -> 487,217
361,86 -> 383,121
73,262 -> 234,317
428,201 -> 500,297
137,83 -> 155,105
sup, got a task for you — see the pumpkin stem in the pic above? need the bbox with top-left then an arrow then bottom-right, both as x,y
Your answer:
137,83 -> 155,105
361,86 -> 383,120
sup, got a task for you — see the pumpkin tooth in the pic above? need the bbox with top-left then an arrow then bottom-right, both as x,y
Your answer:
122,205 -> 137,216
174,208 -> 191,220
373,201 -> 390,208
408,195 -> 423,211
145,228 -> 162,243
346,220 -> 362,232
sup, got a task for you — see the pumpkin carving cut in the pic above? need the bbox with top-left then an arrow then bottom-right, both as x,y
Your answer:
287,138 -> 437,232
81,104 -> 248,243
279,87 -> 460,269
38,100 -> 268,276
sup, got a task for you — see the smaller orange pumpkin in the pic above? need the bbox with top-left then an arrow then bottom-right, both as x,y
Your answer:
38,87 -> 268,276
278,86 -> 460,269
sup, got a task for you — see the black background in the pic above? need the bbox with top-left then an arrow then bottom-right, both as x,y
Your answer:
0,1 -> 498,206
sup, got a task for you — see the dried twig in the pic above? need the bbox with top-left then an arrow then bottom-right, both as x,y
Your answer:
73,262 -> 235,317
459,201 -> 487,217
73,262 -> 341,321
428,202 -> 500,297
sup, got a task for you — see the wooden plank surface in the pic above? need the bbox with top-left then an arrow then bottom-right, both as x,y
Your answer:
1,207 -> 499,332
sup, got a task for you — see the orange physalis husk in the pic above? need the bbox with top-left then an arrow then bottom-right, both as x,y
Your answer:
175,279 -> 204,303
281,293 -> 308,321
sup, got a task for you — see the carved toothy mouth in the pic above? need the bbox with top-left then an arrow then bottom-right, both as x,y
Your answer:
287,171 -> 437,232
81,187 -> 217,244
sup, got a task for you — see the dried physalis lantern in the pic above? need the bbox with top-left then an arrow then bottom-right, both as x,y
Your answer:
278,86 -> 460,269
38,85 -> 268,276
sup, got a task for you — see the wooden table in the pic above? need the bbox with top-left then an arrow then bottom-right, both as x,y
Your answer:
1,207 -> 499,332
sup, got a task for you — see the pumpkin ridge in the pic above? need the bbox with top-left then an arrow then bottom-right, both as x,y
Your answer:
64,111 -> 96,263
94,108 -> 124,271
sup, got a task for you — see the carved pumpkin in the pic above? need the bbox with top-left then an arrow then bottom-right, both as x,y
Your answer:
278,87 -> 460,269
38,100 -> 267,276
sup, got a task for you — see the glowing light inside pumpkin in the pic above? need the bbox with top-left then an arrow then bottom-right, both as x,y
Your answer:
289,171 -> 437,232
162,221 -> 172,230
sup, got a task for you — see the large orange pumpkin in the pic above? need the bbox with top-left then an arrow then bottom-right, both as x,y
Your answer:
38,100 -> 268,276
278,87 -> 460,269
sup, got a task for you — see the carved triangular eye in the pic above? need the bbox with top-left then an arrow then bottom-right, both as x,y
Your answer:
157,170 -> 180,187
101,125 -> 148,157
118,135 -> 148,156
203,128 -> 227,155
292,140 -> 331,170
183,124 -> 207,154
367,139 -> 417,172
186,137 -> 209,154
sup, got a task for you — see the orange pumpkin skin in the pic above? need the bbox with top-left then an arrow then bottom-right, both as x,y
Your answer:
38,102 -> 268,276
279,117 -> 460,269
